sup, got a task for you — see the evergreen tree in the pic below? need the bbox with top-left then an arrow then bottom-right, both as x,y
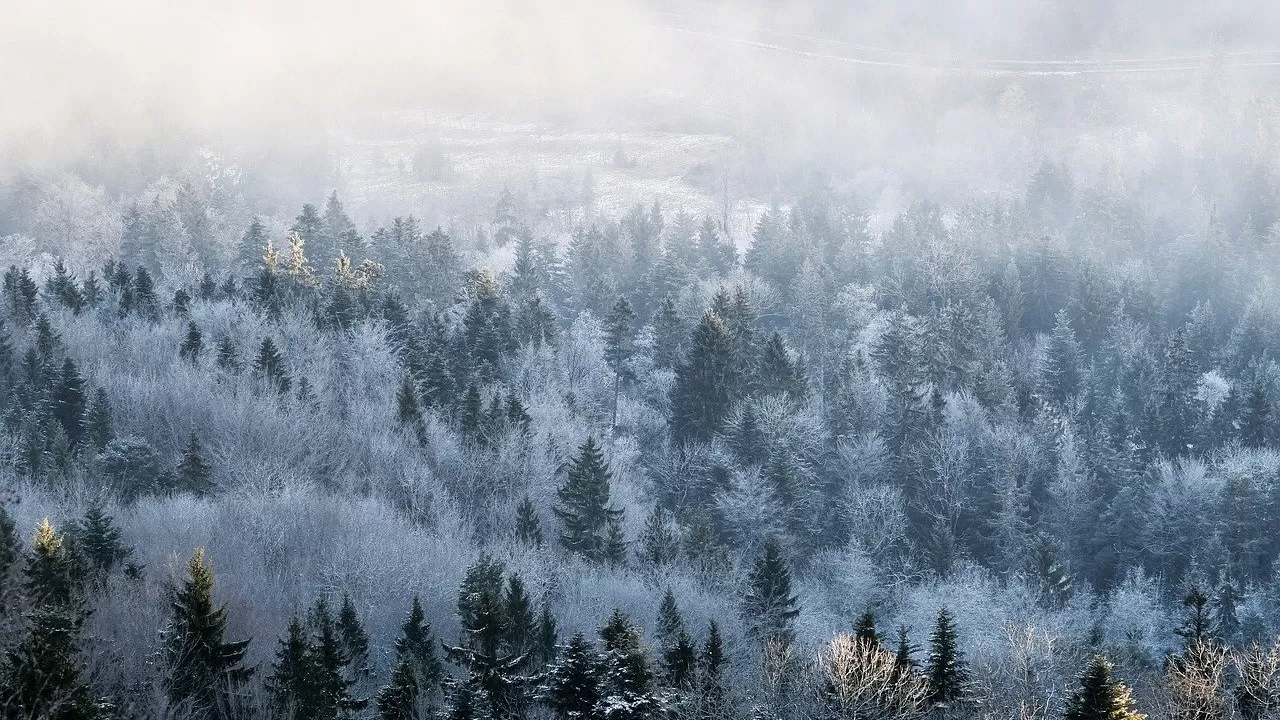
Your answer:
254,337 -> 291,394
180,321 -> 204,364
215,336 -> 241,374
670,311 -> 738,443
638,504 -> 679,569
514,497 -> 544,548
337,593 -> 371,685
925,607 -> 968,707
25,519 -> 80,608
605,296 -> 638,429
653,295 -> 684,370
68,504 -> 132,579
656,589 -> 695,689
741,537 -> 800,647
698,620 -> 728,720
1063,656 -> 1144,720
505,574 -> 536,664
177,433 -> 215,496
853,608 -> 880,648
732,405 -> 768,466
396,374 -> 426,441
266,615 -> 314,720
597,609 -> 665,720
133,267 -> 160,321
0,608 -> 110,720
1240,379 -> 1272,449
163,548 -> 253,720
446,554 -> 527,720
554,437 -> 624,562
237,218 -> 268,274
0,503 -> 18,611
604,518 -> 628,568
377,597 -> 443,720
537,603 -> 559,668
1040,310 -> 1082,406
52,357 -> 87,449
541,632 -> 602,720
1174,586 -> 1216,650
756,332 -> 804,401
893,627 -> 919,675
307,598 -> 367,719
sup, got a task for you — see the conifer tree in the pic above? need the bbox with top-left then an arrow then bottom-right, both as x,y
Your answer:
396,374 -> 426,442
555,437 -> 624,562
925,607 -> 968,707
446,555 -> 527,720
266,615 -> 313,719
732,405 -> 768,466
307,597 -> 367,719
0,608 -> 110,719
597,609 -> 665,720
163,548 -> 253,720
1040,310 -> 1082,406
53,357 -> 88,449
25,519 -> 80,608
653,295 -> 684,370
133,266 -> 160,321
237,217 -> 268,273
69,504 -> 132,579
0,503 -> 18,611
514,497 -> 544,548
854,608 -> 880,648
1175,586 -> 1216,650
605,296 -> 637,429
741,537 -> 800,647
670,310 -> 737,443
215,336 -> 240,374
254,337 -> 291,394
537,602 -> 559,668
1240,379 -> 1272,449
757,332 -> 804,401
698,620 -> 728,720
656,590 -> 695,689
177,433 -> 215,496
377,597 -> 443,720
893,627 -> 918,675
541,632 -> 602,720
1063,656 -> 1144,720
180,321 -> 204,364
638,504 -> 679,569
337,593 -> 371,686
505,574 -> 536,664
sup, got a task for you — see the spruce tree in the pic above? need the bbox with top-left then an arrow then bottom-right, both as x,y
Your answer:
925,607 -> 968,707
0,503 -> 18,611
307,597 -> 367,719
854,608 -> 880,648
133,267 -> 160,321
756,332 -> 804,401
396,374 -> 426,441
336,593 -> 371,685
377,597 -> 443,720
670,310 -> 738,443
554,437 -> 623,562
514,497 -> 543,548
25,519 -> 80,608
1174,586 -> 1216,650
1240,379 -> 1271,449
540,632 -> 602,720
180,321 -> 204,364
741,537 -> 800,647
0,608 -> 110,719
69,504 -> 132,579
653,295 -> 684,370
163,548 -> 253,720
537,603 -> 558,668
893,627 -> 918,675
254,337 -> 291,394
655,590 -> 695,690
84,388 -> 114,453
638,504 -> 679,569
215,336 -> 240,374
698,620 -> 728,720
177,433 -> 215,496
52,357 -> 87,449
597,609 -> 665,720
1063,655 -> 1144,720
505,574 -> 536,664
266,615 -> 313,719
604,296 -> 637,430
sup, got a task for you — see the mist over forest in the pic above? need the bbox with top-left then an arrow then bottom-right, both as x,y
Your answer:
4,1 -> 1280,719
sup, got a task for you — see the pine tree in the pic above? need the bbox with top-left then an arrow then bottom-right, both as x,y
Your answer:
69,504 -> 132,579
215,336 -> 240,374
446,554 -> 527,720
505,574 -> 536,664
254,337 -> 291,394
266,615 -> 314,719
893,627 -> 918,675
604,518 -> 628,567
656,590 -> 695,689
597,609 -> 665,720
925,607 -> 968,707
605,296 -> 637,430
307,597 -> 367,719
1063,656 -> 1145,720
1040,310 -> 1082,406
756,332 -> 804,401
638,504 -> 679,569
514,497 -> 544,548
1174,586 -> 1216,650
541,632 -> 602,720
853,608 -> 880,648
670,311 -> 738,443
378,597 -> 443,720
237,218 -> 268,273
0,608 -> 110,719
741,537 -> 800,647
52,357 -> 88,449
554,437 -> 623,562
653,295 -> 684,370
177,433 -> 215,496
1240,379 -> 1271,449
732,405 -> 768,466
25,519 -> 80,608
698,620 -> 728,720
396,374 -> 426,441
0,503 -> 18,611
337,593 -> 371,685
180,321 -> 204,364
163,548 -> 253,720
133,266 -> 160,321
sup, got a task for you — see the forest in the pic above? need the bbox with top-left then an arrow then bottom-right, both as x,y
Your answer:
5,0 -> 1280,718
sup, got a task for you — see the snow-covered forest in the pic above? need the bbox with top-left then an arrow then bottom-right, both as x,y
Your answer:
5,1 -> 1280,719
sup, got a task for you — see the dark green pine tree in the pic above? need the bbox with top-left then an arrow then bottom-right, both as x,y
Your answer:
0,608 -> 111,720
1174,585 -> 1215,650
853,608 -> 880,648
540,632 -> 602,720
292,203 -> 326,264
69,504 -> 132,579
177,433 -> 215,496
638,504 -> 679,569
396,374 -> 426,442
670,310 -> 738,443
597,609 -> 665,720
604,296 -> 637,430
656,590 -> 695,690
554,437 -> 623,562
756,332 -> 804,401
133,267 -> 160,321
698,620 -> 728,720
215,336 -> 240,374
180,321 -> 204,364
266,615 -> 314,719
460,385 -> 484,444
53,357 -> 88,449
925,607 -> 968,707
0,503 -> 18,611
254,337 -> 291,394
893,627 -> 919,675
1063,655 -> 1144,720
604,518 -> 628,568
236,217 -> 269,273
336,593 -> 371,686
446,555 -> 526,720
514,497 -> 544,548
377,597 -> 443,720
163,548 -> 253,720
1239,379 -> 1272,449
505,574 -> 536,664
732,405 -> 768,466
307,598 -> 367,719
742,537 -> 800,648
173,288 -> 192,316
652,295 -> 684,370
1212,584 -> 1241,643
